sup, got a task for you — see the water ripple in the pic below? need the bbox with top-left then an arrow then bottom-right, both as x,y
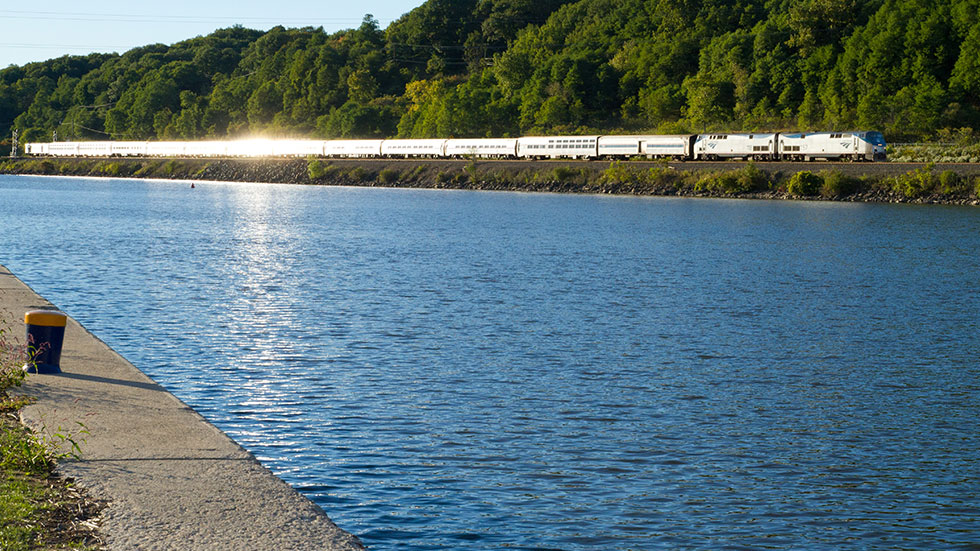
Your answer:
2,176 -> 980,549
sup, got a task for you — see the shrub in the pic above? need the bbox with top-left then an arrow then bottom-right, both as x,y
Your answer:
464,160 -> 478,182
407,165 -> 426,180
348,167 -> 369,181
599,161 -> 637,185
819,171 -> 860,198
732,162 -> 769,192
695,163 -> 768,195
307,159 -> 328,180
25,160 -> 56,174
646,167 -> 678,188
552,166 -> 580,183
938,170 -> 962,195
787,171 -> 822,196
483,170 -> 508,185
93,161 -> 126,176
162,160 -> 180,176
378,168 -> 399,184
891,164 -> 936,198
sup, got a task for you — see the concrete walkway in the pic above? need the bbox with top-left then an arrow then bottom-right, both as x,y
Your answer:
1,264 -> 365,550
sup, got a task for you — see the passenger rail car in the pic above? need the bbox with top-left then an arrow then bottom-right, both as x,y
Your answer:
323,140 -> 384,157
517,136 -> 599,159
597,135 -> 694,159
25,131 -> 886,162
445,138 -> 518,158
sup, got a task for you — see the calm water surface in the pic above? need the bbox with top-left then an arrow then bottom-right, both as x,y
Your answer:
1,174 -> 978,549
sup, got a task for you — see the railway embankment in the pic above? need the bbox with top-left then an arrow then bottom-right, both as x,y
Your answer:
3,156 -> 980,205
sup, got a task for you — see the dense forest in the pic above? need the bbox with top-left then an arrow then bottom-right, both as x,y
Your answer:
2,0 -> 979,148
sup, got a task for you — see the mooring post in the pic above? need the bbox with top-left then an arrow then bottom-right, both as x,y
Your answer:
24,310 -> 67,374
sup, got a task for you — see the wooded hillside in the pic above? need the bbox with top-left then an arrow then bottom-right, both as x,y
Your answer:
2,0 -> 978,145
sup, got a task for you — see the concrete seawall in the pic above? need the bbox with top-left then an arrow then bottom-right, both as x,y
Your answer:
1,264 -> 365,550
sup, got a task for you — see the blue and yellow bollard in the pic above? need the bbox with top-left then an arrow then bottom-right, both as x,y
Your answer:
24,310 -> 67,374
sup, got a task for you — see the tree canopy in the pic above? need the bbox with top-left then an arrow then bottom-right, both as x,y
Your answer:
2,0 -> 978,144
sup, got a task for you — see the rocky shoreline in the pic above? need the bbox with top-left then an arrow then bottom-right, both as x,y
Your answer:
2,156 -> 979,205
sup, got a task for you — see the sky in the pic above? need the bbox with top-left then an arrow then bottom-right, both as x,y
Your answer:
0,0 -> 427,69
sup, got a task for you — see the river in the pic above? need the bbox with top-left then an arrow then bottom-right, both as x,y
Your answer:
1,174 -> 978,549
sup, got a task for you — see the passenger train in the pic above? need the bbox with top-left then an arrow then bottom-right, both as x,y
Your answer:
25,131 -> 887,161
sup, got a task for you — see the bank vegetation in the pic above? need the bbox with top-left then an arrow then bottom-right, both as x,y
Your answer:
3,157 -> 979,205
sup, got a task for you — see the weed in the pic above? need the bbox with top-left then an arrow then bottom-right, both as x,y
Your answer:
0,325 -> 26,394
0,422 -> 51,474
1,315 -> 101,548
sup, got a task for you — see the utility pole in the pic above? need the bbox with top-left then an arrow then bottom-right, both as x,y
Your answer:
10,129 -> 18,158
